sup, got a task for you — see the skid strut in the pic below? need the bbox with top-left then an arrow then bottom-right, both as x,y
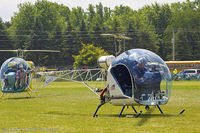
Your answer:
118,105 -> 139,118
93,102 -> 105,117
157,105 -> 163,114
131,106 -> 137,113
118,105 -> 126,117
179,109 -> 185,115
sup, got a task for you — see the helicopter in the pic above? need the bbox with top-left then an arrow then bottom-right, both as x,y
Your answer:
39,48 -> 185,118
0,49 -> 60,97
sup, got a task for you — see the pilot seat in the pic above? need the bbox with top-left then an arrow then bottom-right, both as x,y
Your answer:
2,72 -> 16,92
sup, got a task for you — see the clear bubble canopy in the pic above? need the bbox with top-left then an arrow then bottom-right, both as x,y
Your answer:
111,49 -> 172,105
0,57 -> 31,93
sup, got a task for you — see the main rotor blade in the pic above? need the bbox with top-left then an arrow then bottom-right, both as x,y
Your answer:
0,50 -> 60,53
121,36 -> 133,40
101,34 -> 132,40
0,50 -> 18,52
101,33 -> 115,37
23,50 -> 60,52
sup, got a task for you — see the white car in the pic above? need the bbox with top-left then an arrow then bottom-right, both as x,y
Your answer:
183,69 -> 200,76
176,69 -> 200,80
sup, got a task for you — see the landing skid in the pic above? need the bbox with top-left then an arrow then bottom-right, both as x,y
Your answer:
93,103 -> 141,118
93,103 -> 185,118
0,88 -> 38,99
155,105 -> 185,115
0,92 -> 32,99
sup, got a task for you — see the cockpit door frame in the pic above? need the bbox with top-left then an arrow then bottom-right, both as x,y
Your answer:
111,63 -> 135,98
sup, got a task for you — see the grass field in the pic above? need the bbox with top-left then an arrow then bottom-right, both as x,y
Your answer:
0,81 -> 199,133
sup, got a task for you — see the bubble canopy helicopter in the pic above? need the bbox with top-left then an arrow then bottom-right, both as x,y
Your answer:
0,49 -> 60,96
94,48 -> 174,117
106,49 -> 172,105
40,48 -> 184,117
0,57 -> 32,93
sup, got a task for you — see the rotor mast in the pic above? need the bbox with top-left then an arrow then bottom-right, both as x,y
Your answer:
101,34 -> 132,56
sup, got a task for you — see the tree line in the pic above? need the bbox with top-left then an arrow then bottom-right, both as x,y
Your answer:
0,0 -> 199,68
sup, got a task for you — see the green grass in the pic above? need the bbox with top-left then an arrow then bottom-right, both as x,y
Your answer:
0,81 -> 200,133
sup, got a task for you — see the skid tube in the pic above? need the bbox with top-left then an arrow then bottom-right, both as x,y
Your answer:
93,103 -> 185,118
156,105 -> 185,115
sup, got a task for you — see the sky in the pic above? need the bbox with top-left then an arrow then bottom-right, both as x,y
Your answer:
0,0 -> 189,22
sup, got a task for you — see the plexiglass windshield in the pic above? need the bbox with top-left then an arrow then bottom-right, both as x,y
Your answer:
111,49 -> 172,105
0,57 -> 31,93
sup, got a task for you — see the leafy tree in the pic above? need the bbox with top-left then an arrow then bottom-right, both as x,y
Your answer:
103,7 -> 111,23
143,3 -> 172,59
9,0 -> 65,65
96,3 -> 104,24
0,18 -> 14,64
164,0 -> 200,60
4,0 -> 199,67
70,7 -> 85,31
57,4 -> 71,21
73,43 -> 108,68
87,4 -> 95,24
79,20 -> 89,44
9,2 -> 35,49
60,21 -> 79,66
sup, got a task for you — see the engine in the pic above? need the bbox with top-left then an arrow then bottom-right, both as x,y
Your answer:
97,55 -> 115,69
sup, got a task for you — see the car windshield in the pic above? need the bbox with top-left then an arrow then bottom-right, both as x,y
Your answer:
184,70 -> 196,73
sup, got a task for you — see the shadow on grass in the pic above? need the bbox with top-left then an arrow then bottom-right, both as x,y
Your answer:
39,94 -> 66,98
95,109 -> 177,122
7,97 -> 36,100
136,109 -> 178,126
45,109 -> 179,125
136,109 -> 155,126
94,114 -> 120,118
45,111 -> 89,116
0,96 -> 37,100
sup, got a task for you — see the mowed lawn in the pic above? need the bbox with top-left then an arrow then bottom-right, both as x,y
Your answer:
0,81 -> 199,132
